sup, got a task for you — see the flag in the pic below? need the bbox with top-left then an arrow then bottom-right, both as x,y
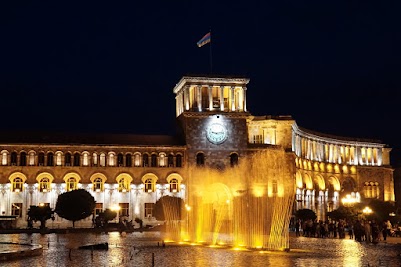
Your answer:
197,32 -> 211,47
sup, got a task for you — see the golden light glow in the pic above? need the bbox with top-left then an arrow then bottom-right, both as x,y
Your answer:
341,194 -> 357,206
363,206 -> 372,215
110,204 -> 121,211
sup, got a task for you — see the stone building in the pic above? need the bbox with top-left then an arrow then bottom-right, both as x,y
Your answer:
0,75 -> 395,228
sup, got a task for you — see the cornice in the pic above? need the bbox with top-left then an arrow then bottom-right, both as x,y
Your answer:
173,76 -> 250,94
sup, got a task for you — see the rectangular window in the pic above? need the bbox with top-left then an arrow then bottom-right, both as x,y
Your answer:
144,203 -> 154,218
95,203 -> 103,216
253,134 -> 263,144
119,203 -> 129,217
12,203 -> 22,217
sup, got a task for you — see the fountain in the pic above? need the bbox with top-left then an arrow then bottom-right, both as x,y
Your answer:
176,148 -> 295,250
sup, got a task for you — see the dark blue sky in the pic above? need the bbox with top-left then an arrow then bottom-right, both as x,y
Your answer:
1,1 -> 400,163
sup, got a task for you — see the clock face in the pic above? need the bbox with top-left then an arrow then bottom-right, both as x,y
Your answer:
206,123 -> 228,144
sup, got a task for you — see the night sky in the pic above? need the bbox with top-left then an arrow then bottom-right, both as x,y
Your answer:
1,2 -> 401,164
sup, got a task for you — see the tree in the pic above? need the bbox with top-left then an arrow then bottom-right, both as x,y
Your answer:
55,189 -> 96,227
95,208 -> 117,228
295,209 -> 317,222
153,195 -> 184,221
327,206 -> 358,221
27,205 -> 54,230
366,199 -> 396,222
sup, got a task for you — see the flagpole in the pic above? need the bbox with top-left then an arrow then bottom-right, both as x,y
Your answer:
209,29 -> 213,74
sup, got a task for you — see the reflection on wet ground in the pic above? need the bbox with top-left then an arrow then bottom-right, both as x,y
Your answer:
0,232 -> 400,267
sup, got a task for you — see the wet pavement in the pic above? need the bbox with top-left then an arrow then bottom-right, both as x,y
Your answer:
0,231 -> 400,266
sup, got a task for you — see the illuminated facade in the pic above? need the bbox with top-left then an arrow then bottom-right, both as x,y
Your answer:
0,75 -> 395,228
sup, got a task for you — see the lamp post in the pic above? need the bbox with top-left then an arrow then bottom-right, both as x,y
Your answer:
341,194 -> 357,207
362,206 -> 372,220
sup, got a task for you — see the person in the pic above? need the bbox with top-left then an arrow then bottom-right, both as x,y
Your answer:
295,220 -> 300,237
386,220 -> 392,237
382,221 -> 388,241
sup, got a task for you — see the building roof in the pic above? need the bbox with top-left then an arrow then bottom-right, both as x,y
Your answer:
0,131 -> 185,147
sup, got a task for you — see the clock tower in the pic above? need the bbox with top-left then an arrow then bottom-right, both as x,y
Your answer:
173,75 -> 250,170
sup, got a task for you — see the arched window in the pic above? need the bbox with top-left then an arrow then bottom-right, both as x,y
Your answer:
82,152 -> 89,166
65,153 -> 72,166
118,177 -> 129,192
117,153 -> 124,166
176,154 -> 182,167
125,154 -> 132,167
144,178 -> 154,192
108,152 -> 116,166
66,177 -> 77,192
1,151 -> 8,165
151,154 -> 157,167
134,153 -> 141,167
364,181 -> 380,199
20,152 -> 27,166
230,153 -> 239,167
47,152 -> 54,166
10,152 -> 17,166
100,153 -> 106,167
56,152 -> 63,166
170,178 -> 179,193
93,177 -> 103,192
92,152 -> 98,166
12,177 -> 24,192
73,153 -> 80,166
196,153 -> 205,166
28,151 -> 35,166
168,154 -> 174,167
38,152 -> 45,166
39,177 -> 50,192
142,154 -> 149,167
159,153 -> 166,167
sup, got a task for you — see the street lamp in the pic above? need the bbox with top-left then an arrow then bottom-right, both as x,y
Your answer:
341,194 -> 357,207
363,206 -> 372,216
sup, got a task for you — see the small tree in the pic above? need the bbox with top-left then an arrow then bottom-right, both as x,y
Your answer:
27,205 -> 54,229
95,208 -> 117,228
367,199 -> 396,222
55,189 -> 96,227
295,209 -> 317,222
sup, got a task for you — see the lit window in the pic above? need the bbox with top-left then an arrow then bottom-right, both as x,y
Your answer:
108,152 -> 115,166
94,203 -> 103,216
253,134 -> 263,144
93,153 -> 98,166
93,177 -> 103,192
29,151 -> 35,166
144,203 -> 154,218
118,178 -> 129,192
1,151 -> 8,165
39,177 -> 51,192
66,177 -> 77,192
100,153 -> 106,167
119,203 -> 129,217
144,179 -> 154,192
12,203 -> 22,217
12,177 -> 24,192
82,152 -> 89,166
134,153 -> 141,167
170,179 -> 179,193
159,153 -> 166,167
56,152 -> 62,166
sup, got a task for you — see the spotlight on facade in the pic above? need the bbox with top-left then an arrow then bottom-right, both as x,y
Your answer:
110,205 -> 121,212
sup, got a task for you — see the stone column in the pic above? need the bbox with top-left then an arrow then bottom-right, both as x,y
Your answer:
243,86 -> 247,112
230,86 -> 235,111
208,86 -> 213,111
219,86 -> 224,111
184,86 -> 190,111
197,85 -> 202,112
